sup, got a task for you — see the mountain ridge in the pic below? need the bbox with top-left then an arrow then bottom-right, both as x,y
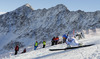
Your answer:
0,4 -> 100,50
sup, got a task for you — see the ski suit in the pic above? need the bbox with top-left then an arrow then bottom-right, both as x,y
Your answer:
43,41 -> 46,48
22,48 -> 26,53
51,37 -> 55,46
66,36 -> 79,47
54,37 -> 59,45
63,34 -> 68,43
34,42 -> 38,50
15,45 -> 19,55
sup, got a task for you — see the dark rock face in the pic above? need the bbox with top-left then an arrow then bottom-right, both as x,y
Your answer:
0,4 -> 100,50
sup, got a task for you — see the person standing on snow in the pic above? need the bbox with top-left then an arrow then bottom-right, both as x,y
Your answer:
15,45 -> 19,55
63,34 -> 68,43
51,37 -> 55,46
34,41 -> 38,50
80,32 -> 85,38
75,32 -> 85,40
66,36 -> 82,47
55,37 -> 59,45
43,40 -> 46,48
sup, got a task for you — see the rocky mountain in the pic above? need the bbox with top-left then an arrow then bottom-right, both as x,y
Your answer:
0,4 -> 100,51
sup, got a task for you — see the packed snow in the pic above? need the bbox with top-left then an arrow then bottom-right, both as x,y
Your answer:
0,4 -> 100,51
0,29 -> 100,59
0,4 -> 100,59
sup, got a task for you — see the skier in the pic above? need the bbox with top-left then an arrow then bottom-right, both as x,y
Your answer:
55,37 -> 59,45
22,48 -> 26,53
15,45 -> 19,55
80,32 -> 85,38
34,41 -> 38,50
63,34 -> 68,43
43,40 -> 46,48
66,36 -> 82,47
78,33 -> 82,40
51,37 -> 55,46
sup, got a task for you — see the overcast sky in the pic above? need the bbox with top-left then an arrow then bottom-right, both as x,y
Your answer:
0,0 -> 100,12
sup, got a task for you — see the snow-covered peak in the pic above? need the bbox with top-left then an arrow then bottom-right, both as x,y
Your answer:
13,3 -> 33,13
55,4 -> 69,11
48,4 -> 69,13
24,3 -> 31,7
77,10 -> 85,13
0,4 -> 100,54
23,3 -> 34,10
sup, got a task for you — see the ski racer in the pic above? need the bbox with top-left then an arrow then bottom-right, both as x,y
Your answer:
66,35 -> 82,47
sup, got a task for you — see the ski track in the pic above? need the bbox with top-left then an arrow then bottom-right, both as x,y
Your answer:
2,42 -> 100,59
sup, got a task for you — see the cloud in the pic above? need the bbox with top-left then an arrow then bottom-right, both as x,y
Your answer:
0,12 -> 6,15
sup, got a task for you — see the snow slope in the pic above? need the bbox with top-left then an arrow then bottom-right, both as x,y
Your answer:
0,4 -> 100,52
0,29 -> 100,59
0,4 -> 100,59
